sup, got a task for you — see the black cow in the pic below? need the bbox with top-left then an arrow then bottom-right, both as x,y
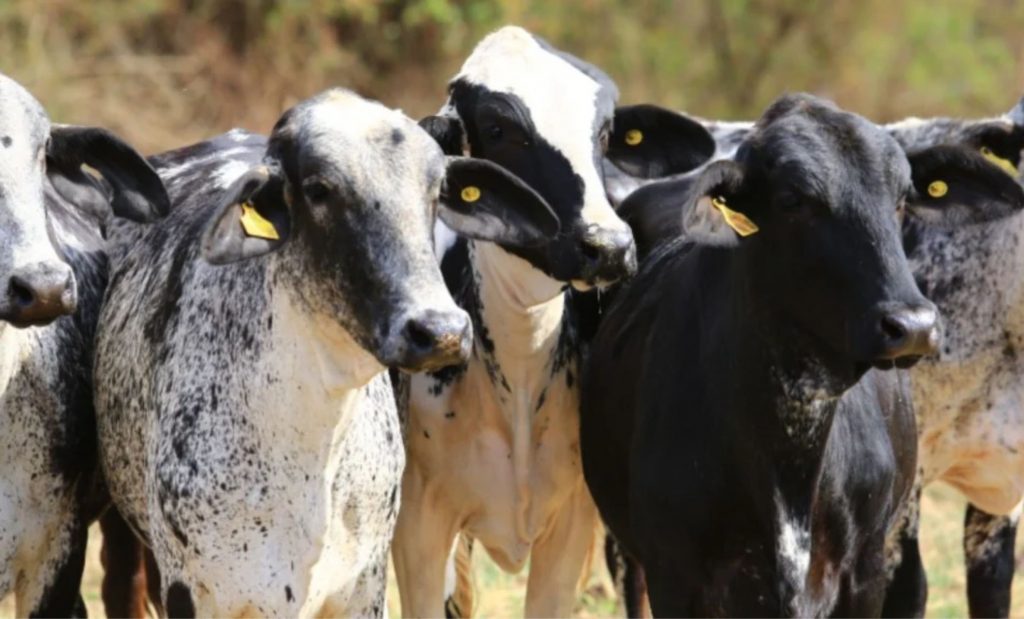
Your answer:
580,93 -> 1024,616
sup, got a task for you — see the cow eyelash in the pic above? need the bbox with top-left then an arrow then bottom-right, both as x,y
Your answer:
302,179 -> 330,202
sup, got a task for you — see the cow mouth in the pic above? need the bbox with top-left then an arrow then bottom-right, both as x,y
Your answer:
856,355 -> 922,374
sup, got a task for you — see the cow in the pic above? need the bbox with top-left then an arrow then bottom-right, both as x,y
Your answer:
92,87 -> 563,618
879,99 -> 1024,618
580,93 -> 1024,617
389,26 -> 711,618
0,73 -> 169,616
602,99 -> 1024,618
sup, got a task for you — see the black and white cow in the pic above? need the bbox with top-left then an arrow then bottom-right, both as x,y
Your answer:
390,26 -> 708,617
93,88 -> 561,617
581,93 -> 1024,616
0,73 -> 168,616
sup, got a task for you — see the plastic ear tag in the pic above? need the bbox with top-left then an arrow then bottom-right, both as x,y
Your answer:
239,201 -> 280,240
980,146 -> 1018,176
461,186 -> 481,203
711,196 -> 758,237
624,129 -> 643,146
927,180 -> 948,198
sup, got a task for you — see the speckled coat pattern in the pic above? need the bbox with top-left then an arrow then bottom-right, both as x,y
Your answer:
889,114 -> 1024,519
0,227 -> 105,616
94,124 -> 409,616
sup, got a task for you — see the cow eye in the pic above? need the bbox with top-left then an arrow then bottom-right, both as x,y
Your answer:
303,179 -> 330,202
486,124 -> 504,143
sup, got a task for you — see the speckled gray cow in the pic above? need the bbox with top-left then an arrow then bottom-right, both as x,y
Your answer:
93,88 -> 560,618
884,100 -> 1024,618
0,73 -> 168,616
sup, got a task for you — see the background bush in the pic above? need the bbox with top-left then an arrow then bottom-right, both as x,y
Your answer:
3,0 -> 1023,152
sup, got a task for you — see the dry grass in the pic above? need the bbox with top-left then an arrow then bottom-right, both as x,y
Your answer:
0,483 -> 1018,617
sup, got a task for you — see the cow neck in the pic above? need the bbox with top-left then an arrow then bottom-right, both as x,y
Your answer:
468,240 -> 566,406
728,257 -> 846,515
267,253 -> 384,402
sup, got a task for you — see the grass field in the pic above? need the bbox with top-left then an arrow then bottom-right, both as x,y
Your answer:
0,482 -> 1019,617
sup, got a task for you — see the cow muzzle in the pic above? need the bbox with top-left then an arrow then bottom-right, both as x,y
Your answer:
871,303 -> 940,367
574,225 -> 637,287
0,261 -> 77,327
383,307 -> 473,372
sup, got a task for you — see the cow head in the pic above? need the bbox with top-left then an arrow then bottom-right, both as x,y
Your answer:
420,26 -> 709,289
200,89 -> 559,372
0,74 -> 167,328
886,98 -> 1024,227
676,94 -> 950,369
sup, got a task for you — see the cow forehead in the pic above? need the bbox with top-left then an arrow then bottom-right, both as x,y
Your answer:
297,90 -> 445,190
0,76 -> 48,158
456,27 -> 606,160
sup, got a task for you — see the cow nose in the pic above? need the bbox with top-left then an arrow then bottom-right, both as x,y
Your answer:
577,226 -> 637,285
876,305 -> 939,362
391,308 -> 472,372
2,262 -> 77,327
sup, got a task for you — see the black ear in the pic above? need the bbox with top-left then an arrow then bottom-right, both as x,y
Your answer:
906,145 -> 1024,226
419,115 -> 466,156
607,105 -> 716,179
677,159 -> 751,247
201,166 -> 292,265
48,126 -> 170,223
440,157 -> 560,248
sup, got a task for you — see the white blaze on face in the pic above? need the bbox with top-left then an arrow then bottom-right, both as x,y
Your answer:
455,26 -> 625,232
0,76 -> 64,275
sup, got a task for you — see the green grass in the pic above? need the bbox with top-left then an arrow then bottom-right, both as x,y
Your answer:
2,483 -> 1018,617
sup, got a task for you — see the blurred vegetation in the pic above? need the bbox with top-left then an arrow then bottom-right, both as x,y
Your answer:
0,0 -> 1022,153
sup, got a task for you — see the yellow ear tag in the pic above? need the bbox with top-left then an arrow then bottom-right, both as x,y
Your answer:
980,146 -> 1019,176
624,129 -> 643,146
239,201 -> 280,240
711,196 -> 759,237
927,180 -> 948,198
461,185 -> 481,203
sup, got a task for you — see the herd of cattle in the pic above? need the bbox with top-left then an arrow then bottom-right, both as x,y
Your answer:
1,23 -> 1023,618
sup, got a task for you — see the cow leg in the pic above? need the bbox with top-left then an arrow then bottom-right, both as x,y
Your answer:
26,518 -> 89,618
100,507 -> 150,618
524,484 -> 600,618
881,480 -> 927,619
393,478 -> 459,617
604,534 -> 649,618
964,503 -> 1019,618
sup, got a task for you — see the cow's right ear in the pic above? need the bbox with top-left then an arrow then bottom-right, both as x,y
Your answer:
678,159 -> 752,247
439,157 -> 560,248
608,105 -> 716,179
419,115 -> 466,156
201,166 -> 292,265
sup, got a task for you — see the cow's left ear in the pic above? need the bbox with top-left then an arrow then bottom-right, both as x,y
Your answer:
439,157 -> 560,248
48,126 -> 170,223
607,105 -> 716,179
907,144 -> 1024,225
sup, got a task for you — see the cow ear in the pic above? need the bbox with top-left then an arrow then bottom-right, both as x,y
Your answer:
201,166 -> 292,265
439,157 -> 560,248
419,115 -> 466,156
906,145 -> 1024,226
48,126 -> 169,223
607,105 -> 716,179
677,159 -> 752,247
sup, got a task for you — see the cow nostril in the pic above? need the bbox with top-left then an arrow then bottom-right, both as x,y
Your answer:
9,276 -> 35,309
404,320 -> 435,351
880,315 -> 908,343
579,240 -> 601,262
